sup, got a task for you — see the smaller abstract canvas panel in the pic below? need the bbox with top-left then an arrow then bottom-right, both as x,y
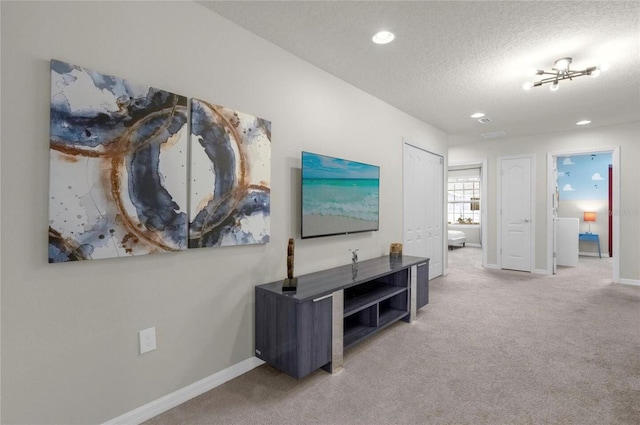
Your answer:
189,99 -> 271,248
49,59 -> 188,263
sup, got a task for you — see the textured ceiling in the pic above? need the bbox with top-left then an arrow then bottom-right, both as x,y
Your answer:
199,1 -> 640,145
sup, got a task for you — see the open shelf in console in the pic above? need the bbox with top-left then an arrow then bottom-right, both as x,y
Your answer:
343,276 -> 409,350
378,293 -> 409,328
343,281 -> 406,317
343,304 -> 377,349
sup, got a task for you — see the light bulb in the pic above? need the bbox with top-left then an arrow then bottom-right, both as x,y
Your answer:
576,120 -> 591,126
590,69 -> 601,78
599,63 -> 610,72
550,81 -> 559,91
526,68 -> 538,77
470,112 -> 485,118
522,81 -> 534,90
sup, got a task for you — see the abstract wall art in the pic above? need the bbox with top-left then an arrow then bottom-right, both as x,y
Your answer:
49,59 -> 188,263
189,99 -> 271,248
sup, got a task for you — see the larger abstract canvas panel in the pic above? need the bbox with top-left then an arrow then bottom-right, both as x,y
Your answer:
189,99 -> 271,248
49,59 -> 188,263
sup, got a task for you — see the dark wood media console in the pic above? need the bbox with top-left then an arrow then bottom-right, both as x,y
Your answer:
255,255 -> 429,379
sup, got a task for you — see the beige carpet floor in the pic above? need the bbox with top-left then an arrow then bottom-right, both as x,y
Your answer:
146,248 -> 640,425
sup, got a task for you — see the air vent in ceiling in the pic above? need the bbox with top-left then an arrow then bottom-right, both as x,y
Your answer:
481,131 -> 507,139
477,117 -> 492,124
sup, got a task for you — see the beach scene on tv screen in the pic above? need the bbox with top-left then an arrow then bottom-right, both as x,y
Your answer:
302,152 -> 379,238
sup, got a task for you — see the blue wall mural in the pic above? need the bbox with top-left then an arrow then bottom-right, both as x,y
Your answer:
557,153 -> 612,201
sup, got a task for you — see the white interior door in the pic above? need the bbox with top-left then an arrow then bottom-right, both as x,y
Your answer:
500,156 -> 532,272
552,158 -> 558,274
403,146 -> 427,264
403,144 -> 443,278
555,218 -> 579,267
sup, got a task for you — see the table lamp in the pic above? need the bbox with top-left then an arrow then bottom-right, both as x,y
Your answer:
583,211 -> 596,233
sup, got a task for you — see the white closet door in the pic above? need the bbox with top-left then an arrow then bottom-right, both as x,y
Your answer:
403,144 -> 443,279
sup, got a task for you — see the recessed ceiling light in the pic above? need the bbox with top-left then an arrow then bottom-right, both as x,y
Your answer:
576,120 -> 591,126
372,31 -> 395,44
470,112 -> 485,118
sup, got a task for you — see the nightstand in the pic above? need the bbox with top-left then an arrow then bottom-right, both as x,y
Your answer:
579,233 -> 601,258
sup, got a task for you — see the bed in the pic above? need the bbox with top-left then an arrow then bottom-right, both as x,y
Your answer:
448,230 -> 466,249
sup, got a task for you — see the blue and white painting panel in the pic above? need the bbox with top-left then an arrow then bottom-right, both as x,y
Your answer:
557,153 -> 612,201
49,59 -> 188,263
189,99 -> 271,248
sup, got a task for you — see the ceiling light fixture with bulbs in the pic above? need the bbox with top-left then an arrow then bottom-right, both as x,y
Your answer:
522,57 -> 609,92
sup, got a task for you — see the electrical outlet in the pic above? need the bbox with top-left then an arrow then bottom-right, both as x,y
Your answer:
139,327 -> 157,354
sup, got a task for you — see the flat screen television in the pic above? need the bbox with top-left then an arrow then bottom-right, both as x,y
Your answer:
301,151 -> 380,239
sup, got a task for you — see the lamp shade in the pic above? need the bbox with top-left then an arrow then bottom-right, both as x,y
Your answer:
583,211 -> 597,222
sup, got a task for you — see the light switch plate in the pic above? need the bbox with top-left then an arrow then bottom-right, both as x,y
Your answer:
139,327 -> 157,354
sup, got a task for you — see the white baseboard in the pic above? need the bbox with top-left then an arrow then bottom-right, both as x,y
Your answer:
483,264 -> 546,274
579,252 -> 609,257
103,357 -> 265,425
533,269 -> 550,275
466,243 -> 481,248
619,278 -> 640,287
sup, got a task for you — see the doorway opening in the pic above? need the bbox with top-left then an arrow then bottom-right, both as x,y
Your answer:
547,147 -> 620,282
447,159 -> 487,271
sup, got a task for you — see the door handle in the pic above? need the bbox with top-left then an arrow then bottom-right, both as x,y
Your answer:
523,218 -> 530,223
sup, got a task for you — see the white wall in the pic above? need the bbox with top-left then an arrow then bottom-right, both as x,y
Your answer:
449,123 -> 639,279
0,2 -> 447,424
